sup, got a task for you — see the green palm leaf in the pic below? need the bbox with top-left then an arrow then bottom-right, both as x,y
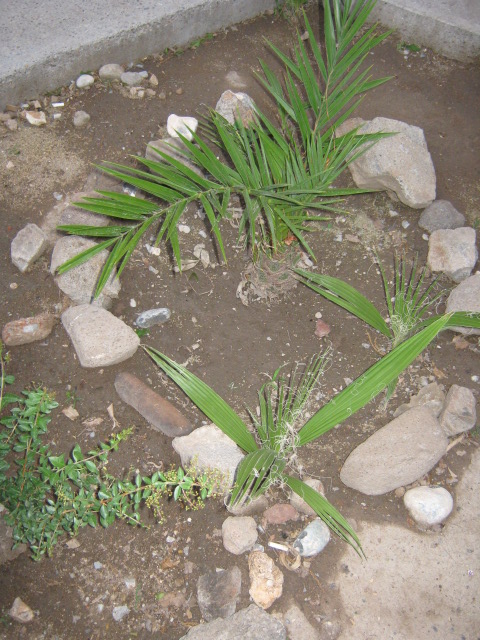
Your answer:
144,347 -> 257,453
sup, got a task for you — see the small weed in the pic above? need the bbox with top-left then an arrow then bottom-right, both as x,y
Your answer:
65,389 -> 80,408
398,41 -> 421,53
190,33 -> 215,50
135,328 -> 150,338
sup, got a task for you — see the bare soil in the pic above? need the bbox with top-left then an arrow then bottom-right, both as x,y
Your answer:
0,5 -> 479,639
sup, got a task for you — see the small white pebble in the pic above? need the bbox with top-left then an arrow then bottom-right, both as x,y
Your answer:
362,343 -> 371,349
401,220 -> 410,229
315,312 -> 323,319
10,282 -> 18,290
94,561 -> 103,570
178,224 -> 191,234
166,536 -> 175,543
198,230 -> 207,238
267,336 -> 272,341
471,375 -> 479,382
422,234 -> 429,241
97,604 -> 104,613
334,233 -> 343,242
389,210 -> 399,217
130,298 -> 137,308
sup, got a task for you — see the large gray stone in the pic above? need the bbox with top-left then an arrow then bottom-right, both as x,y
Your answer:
342,117 -> 436,208
50,236 -> 121,308
418,200 -> 465,233
439,385 -> 477,436
99,63 -> 124,80
172,424 -> 244,491
427,227 -> 478,283
61,304 -> 139,368
11,223 -> 48,273
179,604 -> 286,639
340,407 -> 448,495
197,566 -> 241,621
446,273 -> 480,335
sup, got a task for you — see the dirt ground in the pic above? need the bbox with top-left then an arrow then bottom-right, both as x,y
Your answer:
0,4 -> 479,639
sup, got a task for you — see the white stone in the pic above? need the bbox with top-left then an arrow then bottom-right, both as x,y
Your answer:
61,304 -> 140,368
99,64 -> 124,80
11,223 -> 48,272
25,110 -> 47,126
446,273 -> 480,335
50,236 -> 121,308
404,486 -> 453,526
73,111 -> 90,128
76,74 -> 94,89
427,227 -> 477,282
167,114 -> 198,141
340,407 -> 448,495
439,385 -> 477,436
222,516 -> 258,555
340,117 -> 436,208
112,605 -> 130,622
172,424 -> 244,491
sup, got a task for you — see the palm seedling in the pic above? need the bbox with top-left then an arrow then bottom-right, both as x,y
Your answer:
144,314 -> 461,556
294,255 -> 480,398
55,0 -> 391,297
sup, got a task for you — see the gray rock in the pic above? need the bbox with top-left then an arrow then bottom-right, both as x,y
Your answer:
446,273 -> 480,335
283,604 -> 321,640
11,223 -> 48,272
222,516 -> 258,555
50,236 -> 121,308
418,200 -> 465,233
427,227 -> 478,282
0,516 -> 27,565
115,372 -> 193,437
290,477 -> 325,516
8,597 -> 34,623
146,137 -> 203,176
2,313 -> 56,346
293,518 -> 331,557
340,407 -> 448,495
135,307 -> 171,328
99,64 -> 124,80
61,304 -> 140,368
197,566 -> 241,621
76,74 -> 94,89
172,424 -> 244,491
179,604 -> 286,639
120,71 -> 145,86
403,486 -> 453,526
393,382 -> 445,418
341,117 -> 436,208
215,90 -> 256,126
73,110 -> 90,128
439,385 -> 477,436
248,551 -> 284,610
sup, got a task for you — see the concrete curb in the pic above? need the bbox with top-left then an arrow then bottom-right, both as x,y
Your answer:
0,0 -> 276,110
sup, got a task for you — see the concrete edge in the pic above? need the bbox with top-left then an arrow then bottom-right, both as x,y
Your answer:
0,0 -> 276,110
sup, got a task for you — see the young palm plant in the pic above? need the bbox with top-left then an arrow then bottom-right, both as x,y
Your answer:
294,255 -> 480,398
144,314 -> 460,556
55,0 -> 391,297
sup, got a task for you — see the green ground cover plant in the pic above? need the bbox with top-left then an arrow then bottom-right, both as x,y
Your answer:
294,256 -> 480,398
145,313 -> 461,556
0,346 -> 220,561
56,0 -> 391,297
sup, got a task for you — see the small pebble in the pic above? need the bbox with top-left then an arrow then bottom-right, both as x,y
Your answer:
178,224 -> 190,233
10,282 -> 18,290
76,74 -> 94,89
176,88 -> 184,95
94,561 -> 103,570
130,299 -> 137,308
401,220 -> 410,229
315,312 -> 323,319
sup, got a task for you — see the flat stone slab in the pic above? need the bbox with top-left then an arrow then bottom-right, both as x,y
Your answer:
50,236 -> 121,308
61,304 -> 139,367
340,407 -> 448,495
179,604 -> 286,639
114,372 -> 193,437
197,566 -> 241,621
